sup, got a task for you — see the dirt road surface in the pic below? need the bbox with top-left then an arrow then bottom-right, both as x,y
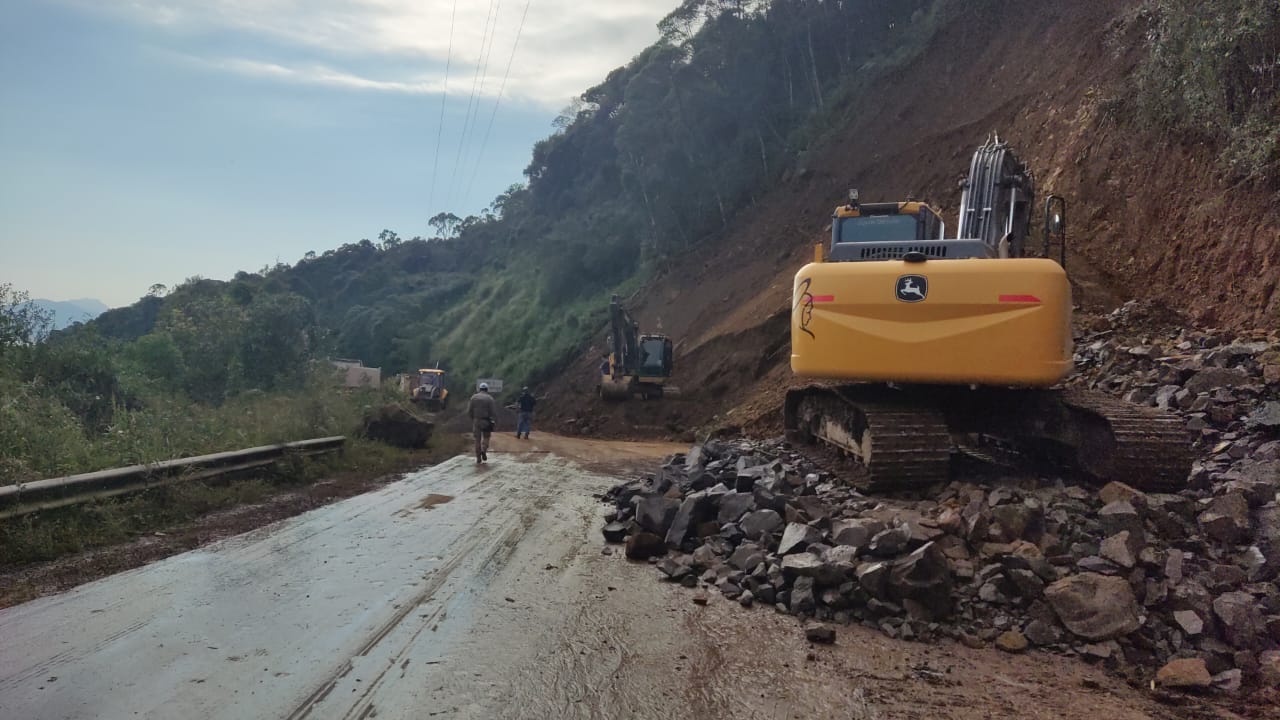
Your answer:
1,436 -> 1192,719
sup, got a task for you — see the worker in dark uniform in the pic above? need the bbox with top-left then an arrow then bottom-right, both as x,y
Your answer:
515,387 -> 536,439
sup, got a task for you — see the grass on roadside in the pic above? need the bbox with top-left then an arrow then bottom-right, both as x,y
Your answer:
0,433 -> 469,568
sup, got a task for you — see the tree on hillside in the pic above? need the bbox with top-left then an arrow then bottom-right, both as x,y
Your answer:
428,212 -> 463,239
0,283 -> 51,354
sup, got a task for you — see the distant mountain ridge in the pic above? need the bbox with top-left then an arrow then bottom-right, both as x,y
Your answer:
31,298 -> 110,330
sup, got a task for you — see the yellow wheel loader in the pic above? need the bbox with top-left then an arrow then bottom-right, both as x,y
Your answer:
785,139 -> 1191,491
410,367 -> 449,411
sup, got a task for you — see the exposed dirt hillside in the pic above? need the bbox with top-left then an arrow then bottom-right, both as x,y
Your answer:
538,0 -> 1279,439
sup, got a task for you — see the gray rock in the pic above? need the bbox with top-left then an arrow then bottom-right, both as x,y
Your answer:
821,545 -> 861,566
1044,573 -> 1142,641
1077,556 -> 1122,575
728,544 -> 765,572
1100,531 -> 1142,569
831,518 -> 884,550
657,555 -> 693,580
1184,367 -> 1251,395
1213,591 -> 1267,649
1098,501 -> 1143,537
739,509 -> 783,541
790,577 -> 816,614
868,524 -> 912,557
1212,668 -> 1243,693
887,542 -> 952,620
1173,609 -> 1204,636
1198,492 -> 1251,545
1165,551 -> 1186,585
856,561 -> 890,598
602,521 -> 628,543
716,492 -> 756,525
778,522 -> 824,555
990,503 -> 1039,542
1024,619 -> 1059,646
1246,401 -> 1280,430
664,496 -> 702,549
781,552 -> 823,577
805,623 -> 836,644
636,497 -> 682,537
1257,504 -> 1280,580
690,544 -> 720,569
1007,569 -> 1046,599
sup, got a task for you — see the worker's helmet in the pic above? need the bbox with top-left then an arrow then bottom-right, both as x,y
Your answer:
522,386 -> 529,392
479,382 -> 489,391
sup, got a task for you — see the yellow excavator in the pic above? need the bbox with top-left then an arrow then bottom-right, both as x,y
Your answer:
599,295 -> 675,400
786,139 -> 1190,491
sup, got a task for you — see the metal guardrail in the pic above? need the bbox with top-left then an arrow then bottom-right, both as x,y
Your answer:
0,436 -> 346,520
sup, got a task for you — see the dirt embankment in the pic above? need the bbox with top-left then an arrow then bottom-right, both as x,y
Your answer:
539,0 -> 1278,438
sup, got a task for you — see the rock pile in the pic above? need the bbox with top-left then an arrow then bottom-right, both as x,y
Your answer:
1071,303 -> 1279,493
602,428 -> 1279,691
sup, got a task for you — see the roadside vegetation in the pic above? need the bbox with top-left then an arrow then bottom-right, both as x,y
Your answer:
1125,0 -> 1280,182
1,283 -> 418,486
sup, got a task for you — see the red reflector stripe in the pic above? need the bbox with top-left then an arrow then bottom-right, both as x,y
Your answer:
811,295 -> 835,303
999,294 -> 1041,303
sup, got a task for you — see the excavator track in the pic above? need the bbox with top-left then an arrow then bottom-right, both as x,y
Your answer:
786,385 -> 1193,493
787,387 -> 952,492
1056,387 -> 1194,490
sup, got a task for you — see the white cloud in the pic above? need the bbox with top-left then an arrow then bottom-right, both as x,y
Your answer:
89,0 -> 674,107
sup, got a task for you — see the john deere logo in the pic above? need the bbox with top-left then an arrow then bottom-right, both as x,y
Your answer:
896,275 -> 927,303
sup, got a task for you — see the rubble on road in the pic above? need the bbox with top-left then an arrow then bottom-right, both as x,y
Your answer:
599,316 -> 1279,693
601,312 -> 1280,691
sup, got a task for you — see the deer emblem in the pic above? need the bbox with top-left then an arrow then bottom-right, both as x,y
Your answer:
896,275 -> 928,303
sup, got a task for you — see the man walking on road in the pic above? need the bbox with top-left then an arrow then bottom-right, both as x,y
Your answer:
515,386 -> 536,439
468,383 -> 496,463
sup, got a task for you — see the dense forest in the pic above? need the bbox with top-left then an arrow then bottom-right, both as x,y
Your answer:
3,0 -> 1276,483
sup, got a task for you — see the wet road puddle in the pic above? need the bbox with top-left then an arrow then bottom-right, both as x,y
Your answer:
416,494 -> 455,510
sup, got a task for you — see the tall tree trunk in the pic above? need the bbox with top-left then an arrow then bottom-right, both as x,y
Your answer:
807,22 -> 824,111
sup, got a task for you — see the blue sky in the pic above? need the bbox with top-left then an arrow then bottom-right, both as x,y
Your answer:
0,0 -> 674,307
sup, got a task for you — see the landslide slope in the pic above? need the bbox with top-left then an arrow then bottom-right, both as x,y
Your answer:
539,0 -> 1280,438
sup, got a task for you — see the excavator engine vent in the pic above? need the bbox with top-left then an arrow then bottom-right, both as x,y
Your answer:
858,244 -> 948,260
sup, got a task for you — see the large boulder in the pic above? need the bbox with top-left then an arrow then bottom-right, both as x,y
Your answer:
362,404 -> 434,448
887,542 -> 952,620
779,522 -> 823,555
1155,658 -> 1212,689
740,509 -> 784,540
636,497 -> 681,537
717,492 -> 756,525
1213,591 -> 1267,649
1198,492 -> 1251,545
1044,573 -> 1142,641
831,518 -> 885,550
1184,367 -> 1251,395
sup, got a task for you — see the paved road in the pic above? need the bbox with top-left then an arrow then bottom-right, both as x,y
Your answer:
0,437 -> 1173,720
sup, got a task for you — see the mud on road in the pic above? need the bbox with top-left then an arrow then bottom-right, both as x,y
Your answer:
0,437 -> 1221,719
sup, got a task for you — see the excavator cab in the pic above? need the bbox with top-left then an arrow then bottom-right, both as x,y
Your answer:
831,198 -> 944,248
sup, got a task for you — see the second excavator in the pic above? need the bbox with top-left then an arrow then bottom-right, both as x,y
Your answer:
785,139 -> 1191,491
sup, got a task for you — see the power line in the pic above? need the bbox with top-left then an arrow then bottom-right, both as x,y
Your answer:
445,0 -> 500,208
427,0 -> 459,216
458,0 -> 505,181
465,0 -> 533,202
